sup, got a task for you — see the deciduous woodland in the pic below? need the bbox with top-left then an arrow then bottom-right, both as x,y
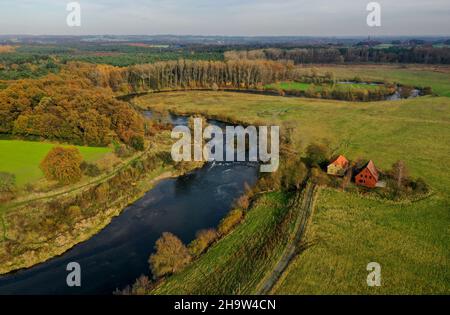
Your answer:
0,60 -> 292,147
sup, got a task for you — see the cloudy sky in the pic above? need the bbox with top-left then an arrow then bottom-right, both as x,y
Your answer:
0,0 -> 449,36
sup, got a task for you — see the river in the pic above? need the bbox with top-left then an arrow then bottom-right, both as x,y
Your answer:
0,112 -> 259,295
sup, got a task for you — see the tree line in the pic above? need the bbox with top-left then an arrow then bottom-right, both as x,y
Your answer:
77,59 -> 294,93
225,46 -> 450,64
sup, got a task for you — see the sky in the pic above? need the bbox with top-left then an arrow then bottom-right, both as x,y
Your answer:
0,0 -> 449,36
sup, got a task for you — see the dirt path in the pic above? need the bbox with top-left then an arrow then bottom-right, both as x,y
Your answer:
256,182 -> 317,295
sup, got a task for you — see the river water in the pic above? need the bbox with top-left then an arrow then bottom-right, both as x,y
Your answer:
0,112 -> 259,295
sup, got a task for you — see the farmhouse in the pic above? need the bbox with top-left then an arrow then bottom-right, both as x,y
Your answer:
355,160 -> 379,188
327,155 -> 349,176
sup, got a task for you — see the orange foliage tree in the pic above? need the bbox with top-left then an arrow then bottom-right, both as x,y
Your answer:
40,146 -> 83,184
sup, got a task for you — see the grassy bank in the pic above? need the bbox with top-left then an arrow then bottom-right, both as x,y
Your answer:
152,191 -> 297,295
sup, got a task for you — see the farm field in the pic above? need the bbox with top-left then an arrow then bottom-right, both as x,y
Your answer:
136,90 -> 450,294
0,140 -> 111,187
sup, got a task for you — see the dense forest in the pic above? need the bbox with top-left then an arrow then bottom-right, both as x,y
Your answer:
225,46 -> 450,64
0,68 -> 145,147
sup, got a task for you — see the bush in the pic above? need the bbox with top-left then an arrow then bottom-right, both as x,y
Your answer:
80,162 -> 101,177
149,232 -> 191,278
40,147 -> 83,184
305,143 -> 329,167
114,143 -> 132,158
281,159 -> 308,191
218,209 -> 244,236
0,172 -> 16,193
130,135 -> 145,151
235,194 -> 251,210
65,205 -> 82,222
188,229 -> 218,257
310,167 -> 331,186
410,177 -> 429,195
95,182 -> 110,203
0,172 -> 16,201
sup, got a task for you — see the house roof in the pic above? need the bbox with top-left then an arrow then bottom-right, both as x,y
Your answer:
329,155 -> 349,168
365,160 -> 379,179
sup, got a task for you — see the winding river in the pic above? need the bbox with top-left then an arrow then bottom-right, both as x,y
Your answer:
0,112 -> 259,295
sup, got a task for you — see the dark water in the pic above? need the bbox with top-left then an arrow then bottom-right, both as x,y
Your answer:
0,114 -> 259,295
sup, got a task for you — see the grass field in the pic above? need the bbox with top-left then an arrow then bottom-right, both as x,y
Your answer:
0,140 -> 111,187
265,82 -> 311,91
266,81 -> 381,92
137,90 -> 450,294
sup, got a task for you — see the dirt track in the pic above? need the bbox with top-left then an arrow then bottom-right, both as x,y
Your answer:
256,182 -> 317,295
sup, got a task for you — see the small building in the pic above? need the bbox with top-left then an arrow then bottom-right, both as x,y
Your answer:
327,155 -> 349,176
355,160 -> 379,188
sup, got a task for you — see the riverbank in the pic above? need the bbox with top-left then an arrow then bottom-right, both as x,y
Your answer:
0,130 -> 204,275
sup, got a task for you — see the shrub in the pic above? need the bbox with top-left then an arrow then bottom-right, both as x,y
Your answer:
0,172 -> 16,201
188,229 -> 218,257
218,209 -> 244,236
410,177 -> 429,195
80,162 -> 101,177
65,205 -> 82,222
114,143 -> 132,158
305,143 -> 329,168
95,182 -> 110,203
130,135 -> 145,151
149,232 -> 191,278
423,86 -> 433,95
310,167 -> 331,186
235,194 -> 251,210
0,172 -> 16,193
40,147 -> 83,184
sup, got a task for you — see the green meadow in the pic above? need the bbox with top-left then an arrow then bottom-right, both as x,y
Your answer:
0,140 -> 111,187
266,81 -> 381,92
265,82 -> 311,91
137,90 -> 450,294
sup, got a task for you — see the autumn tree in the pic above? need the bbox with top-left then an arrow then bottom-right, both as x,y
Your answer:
188,229 -> 218,257
40,146 -> 83,184
149,232 -> 191,278
305,143 -> 329,168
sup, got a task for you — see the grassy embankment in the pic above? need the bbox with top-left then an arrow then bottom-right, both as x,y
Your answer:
136,87 -> 450,294
152,191 -> 298,294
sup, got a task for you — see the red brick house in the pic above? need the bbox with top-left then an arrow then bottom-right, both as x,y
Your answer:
355,160 -> 379,188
